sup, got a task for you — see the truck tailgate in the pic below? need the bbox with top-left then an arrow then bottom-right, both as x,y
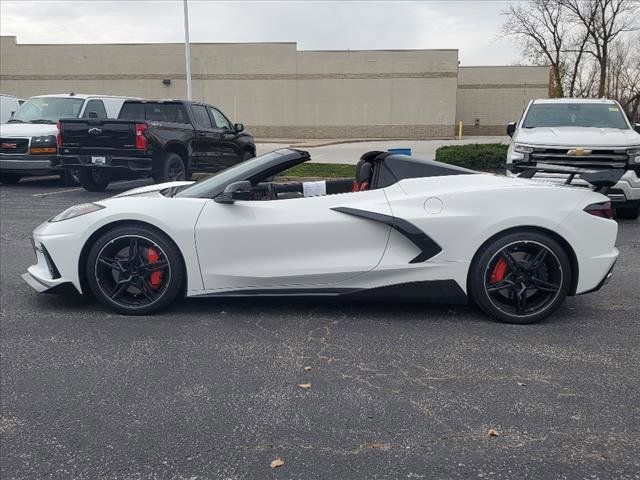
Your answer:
59,119 -> 138,151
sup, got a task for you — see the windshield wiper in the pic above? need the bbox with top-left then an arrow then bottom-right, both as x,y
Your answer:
7,119 -> 24,123
29,119 -> 56,124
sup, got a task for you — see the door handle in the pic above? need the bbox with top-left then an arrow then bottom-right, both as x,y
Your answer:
197,132 -> 208,137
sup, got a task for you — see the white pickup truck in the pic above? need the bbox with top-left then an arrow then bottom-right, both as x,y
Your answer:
0,93 -> 131,185
506,98 -> 640,219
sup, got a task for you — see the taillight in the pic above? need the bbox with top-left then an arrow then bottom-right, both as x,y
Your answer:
56,122 -> 62,147
584,201 -> 615,220
135,123 -> 148,150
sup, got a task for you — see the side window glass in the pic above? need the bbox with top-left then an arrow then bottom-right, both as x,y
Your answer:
209,107 -> 231,130
191,105 -> 212,129
83,100 -> 108,119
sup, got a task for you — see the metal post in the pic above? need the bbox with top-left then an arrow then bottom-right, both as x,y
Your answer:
183,0 -> 192,100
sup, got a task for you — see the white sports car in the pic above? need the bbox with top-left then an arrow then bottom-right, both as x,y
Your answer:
23,149 -> 620,324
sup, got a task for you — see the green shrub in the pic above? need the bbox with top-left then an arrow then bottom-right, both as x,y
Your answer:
435,143 -> 508,172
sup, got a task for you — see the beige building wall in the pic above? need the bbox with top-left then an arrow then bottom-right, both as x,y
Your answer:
1,36 -> 548,138
456,66 -> 549,135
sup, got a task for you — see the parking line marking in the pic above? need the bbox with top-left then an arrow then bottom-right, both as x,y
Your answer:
33,187 -> 84,197
31,180 -> 147,197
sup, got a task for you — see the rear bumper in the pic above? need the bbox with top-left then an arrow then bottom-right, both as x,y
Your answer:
0,153 -> 61,175
58,154 -> 153,172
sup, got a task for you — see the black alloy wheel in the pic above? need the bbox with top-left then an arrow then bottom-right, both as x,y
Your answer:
79,168 -> 110,192
470,231 -> 571,324
86,225 -> 184,315
154,153 -> 186,183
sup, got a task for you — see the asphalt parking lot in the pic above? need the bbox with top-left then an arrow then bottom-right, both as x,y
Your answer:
1,176 -> 639,480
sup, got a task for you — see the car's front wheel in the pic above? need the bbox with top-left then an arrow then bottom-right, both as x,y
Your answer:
616,201 -> 640,220
469,230 -> 572,324
85,224 -> 184,315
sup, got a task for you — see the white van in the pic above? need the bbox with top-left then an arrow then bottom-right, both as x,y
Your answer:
0,93 -> 133,185
0,94 -> 25,123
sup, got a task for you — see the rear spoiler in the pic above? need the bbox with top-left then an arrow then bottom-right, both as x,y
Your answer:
507,160 -> 625,195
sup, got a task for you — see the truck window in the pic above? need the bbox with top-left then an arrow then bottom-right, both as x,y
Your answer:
11,97 -> 84,123
83,100 -> 108,119
209,107 -> 232,130
191,105 -> 213,129
522,103 -> 629,129
118,103 -> 189,123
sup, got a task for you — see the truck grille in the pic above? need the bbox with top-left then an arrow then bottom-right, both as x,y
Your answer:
530,147 -> 628,169
0,138 -> 29,154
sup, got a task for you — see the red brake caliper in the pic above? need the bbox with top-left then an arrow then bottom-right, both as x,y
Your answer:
489,258 -> 508,284
147,247 -> 163,289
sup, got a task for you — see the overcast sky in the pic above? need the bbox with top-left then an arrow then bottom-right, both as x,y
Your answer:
0,0 -> 521,65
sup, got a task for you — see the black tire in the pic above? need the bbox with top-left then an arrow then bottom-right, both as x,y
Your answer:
59,168 -> 80,187
242,149 -> 254,161
79,168 -> 110,192
85,224 -> 184,315
0,173 -> 22,184
153,152 -> 186,183
616,201 -> 640,220
468,230 -> 572,324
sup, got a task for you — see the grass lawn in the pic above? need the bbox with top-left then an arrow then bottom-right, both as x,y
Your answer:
279,162 -> 356,178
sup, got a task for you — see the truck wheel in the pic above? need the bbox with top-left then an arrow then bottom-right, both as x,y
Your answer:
79,168 -> 110,192
153,153 -> 186,184
60,168 -> 80,187
616,201 -> 640,220
242,149 -> 254,161
0,173 -> 22,184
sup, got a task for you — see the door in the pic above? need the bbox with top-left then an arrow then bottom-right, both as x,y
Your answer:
194,189 -> 392,292
208,106 -> 242,166
190,104 -> 223,172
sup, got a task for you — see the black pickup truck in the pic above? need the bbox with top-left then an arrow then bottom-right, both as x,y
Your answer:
56,100 -> 255,191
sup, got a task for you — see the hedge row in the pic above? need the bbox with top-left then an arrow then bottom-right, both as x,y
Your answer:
434,143 -> 508,172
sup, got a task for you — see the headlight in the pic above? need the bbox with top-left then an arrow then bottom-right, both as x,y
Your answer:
514,143 -> 534,154
49,203 -> 105,222
627,147 -> 640,165
30,135 -> 57,154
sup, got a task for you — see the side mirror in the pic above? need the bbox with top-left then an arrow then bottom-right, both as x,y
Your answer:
234,123 -> 245,133
506,121 -> 516,137
635,123 -> 640,134
215,180 -> 251,204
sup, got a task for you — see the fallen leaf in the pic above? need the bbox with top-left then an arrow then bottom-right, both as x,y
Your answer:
297,383 -> 312,389
270,458 -> 285,469
487,429 -> 499,437
304,366 -> 312,371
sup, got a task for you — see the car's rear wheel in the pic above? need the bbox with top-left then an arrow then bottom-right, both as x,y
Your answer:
79,168 -> 110,192
60,168 -> 80,187
153,152 -> 186,183
85,225 -> 184,315
0,173 -> 22,184
469,230 -> 571,324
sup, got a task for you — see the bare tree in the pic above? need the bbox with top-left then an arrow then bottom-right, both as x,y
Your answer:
502,0 -> 569,97
562,0 -> 639,97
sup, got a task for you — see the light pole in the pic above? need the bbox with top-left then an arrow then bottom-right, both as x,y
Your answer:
183,0 -> 192,100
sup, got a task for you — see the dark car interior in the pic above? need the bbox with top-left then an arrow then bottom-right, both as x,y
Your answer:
246,151 -> 385,201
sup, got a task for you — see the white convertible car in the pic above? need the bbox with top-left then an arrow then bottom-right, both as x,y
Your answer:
23,149 -> 620,323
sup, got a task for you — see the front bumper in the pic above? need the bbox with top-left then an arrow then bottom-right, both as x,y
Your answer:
22,238 -> 79,294
0,153 -> 61,175
58,155 -> 153,172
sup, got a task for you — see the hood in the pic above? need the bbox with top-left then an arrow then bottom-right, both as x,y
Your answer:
110,180 -> 194,198
0,122 -> 58,138
515,127 -> 640,148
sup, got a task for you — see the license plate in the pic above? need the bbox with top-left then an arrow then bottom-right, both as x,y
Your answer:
91,156 -> 106,165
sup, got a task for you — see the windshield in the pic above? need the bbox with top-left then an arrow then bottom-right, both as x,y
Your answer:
174,150 -> 292,198
522,103 -> 629,129
10,97 -> 85,124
